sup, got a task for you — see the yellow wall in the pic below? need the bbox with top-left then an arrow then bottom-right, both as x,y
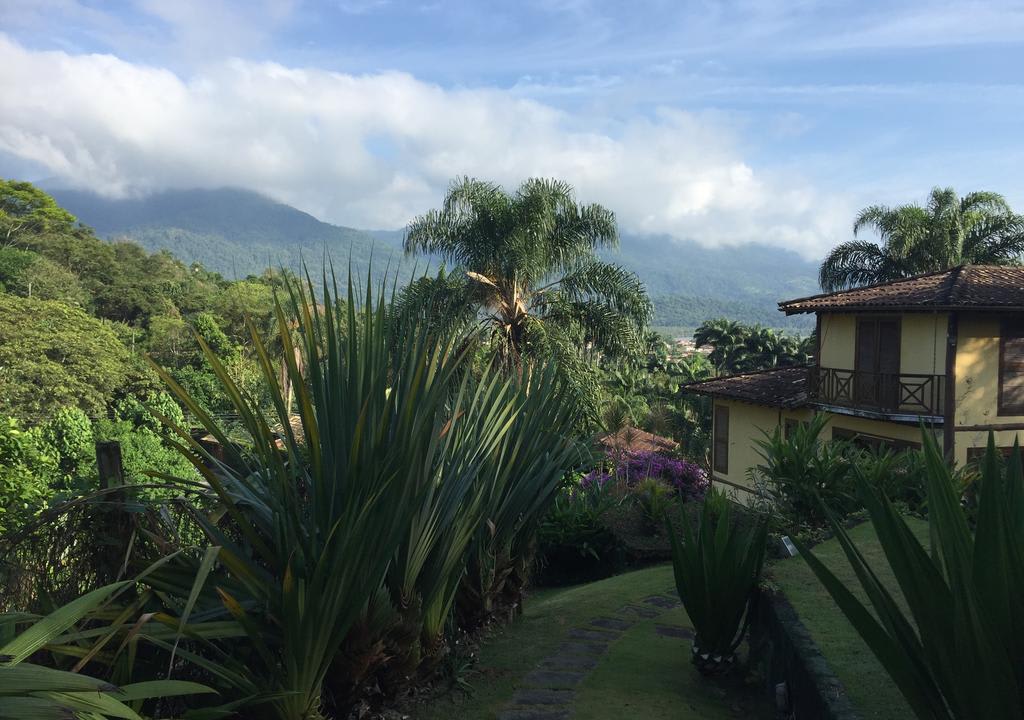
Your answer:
713,400 -> 779,496
952,312 -> 1024,465
818,314 -> 855,369
816,311 -> 945,375
901,313 -> 946,375
712,400 -> 936,502
715,310 -> 1024,480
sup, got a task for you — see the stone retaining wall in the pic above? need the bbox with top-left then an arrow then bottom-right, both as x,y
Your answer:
749,589 -> 861,720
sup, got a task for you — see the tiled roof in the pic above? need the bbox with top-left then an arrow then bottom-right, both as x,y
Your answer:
598,427 -> 678,454
683,366 -> 808,409
779,265 -> 1024,315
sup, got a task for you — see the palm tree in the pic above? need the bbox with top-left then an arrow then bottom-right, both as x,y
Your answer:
401,177 -> 652,369
819,188 -> 1024,292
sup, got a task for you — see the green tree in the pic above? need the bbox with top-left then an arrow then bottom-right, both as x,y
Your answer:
0,295 -> 135,421
819,188 -> 1024,291
693,318 -> 811,375
402,177 -> 651,369
0,417 -> 57,534
0,179 -> 76,246
0,247 -> 89,305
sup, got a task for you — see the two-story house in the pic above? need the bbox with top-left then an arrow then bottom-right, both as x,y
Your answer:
685,265 -> 1024,497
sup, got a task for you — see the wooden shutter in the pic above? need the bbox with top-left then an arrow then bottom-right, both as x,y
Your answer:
1000,320 -> 1024,414
878,320 -> 901,408
855,320 -> 878,404
855,318 -> 901,408
713,405 -> 729,474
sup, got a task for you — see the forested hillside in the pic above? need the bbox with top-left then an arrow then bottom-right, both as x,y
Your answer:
50,187 -> 412,282
50,187 -> 818,329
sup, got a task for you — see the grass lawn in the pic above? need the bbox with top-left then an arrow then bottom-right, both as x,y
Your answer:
573,604 -> 771,719
417,564 -> 772,720
767,517 -> 930,720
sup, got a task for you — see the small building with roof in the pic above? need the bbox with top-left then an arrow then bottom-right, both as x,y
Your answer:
683,265 -> 1024,497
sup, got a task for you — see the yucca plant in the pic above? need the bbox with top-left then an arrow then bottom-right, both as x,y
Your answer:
457,367 -> 589,627
0,582 -> 214,719
140,270 -> 586,718
140,273 -> 505,719
667,486 -> 768,674
796,431 -> 1024,719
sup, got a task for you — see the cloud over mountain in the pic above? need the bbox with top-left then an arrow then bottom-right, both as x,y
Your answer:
0,34 -> 850,256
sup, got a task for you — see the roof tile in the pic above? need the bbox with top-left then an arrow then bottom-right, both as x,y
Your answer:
780,265 -> 1024,314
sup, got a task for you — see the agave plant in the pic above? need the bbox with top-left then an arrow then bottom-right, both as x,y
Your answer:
0,582 -> 214,720
796,431 -> 1024,719
667,486 -> 768,674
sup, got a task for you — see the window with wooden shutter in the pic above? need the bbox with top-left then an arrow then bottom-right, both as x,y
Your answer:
1000,319 -> 1024,415
854,317 -> 901,409
713,405 -> 729,474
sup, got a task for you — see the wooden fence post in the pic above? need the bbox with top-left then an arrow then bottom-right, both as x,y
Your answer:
95,441 -> 125,490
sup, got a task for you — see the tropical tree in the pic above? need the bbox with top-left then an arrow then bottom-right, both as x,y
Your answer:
693,318 -> 811,375
0,179 -> 76,246
401,177 -> 652,370
819,188 -> 1024,291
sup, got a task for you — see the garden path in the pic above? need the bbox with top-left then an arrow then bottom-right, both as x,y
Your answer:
496,589 -> 688,720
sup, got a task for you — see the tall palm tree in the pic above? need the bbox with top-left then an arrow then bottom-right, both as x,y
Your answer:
401,177 -> 652,368
819,187 -> 1024,292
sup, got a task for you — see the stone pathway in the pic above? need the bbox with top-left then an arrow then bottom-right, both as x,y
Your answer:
496,589 -> 687,720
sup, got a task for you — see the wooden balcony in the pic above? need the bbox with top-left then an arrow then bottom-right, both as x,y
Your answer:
808,366 -> 945,418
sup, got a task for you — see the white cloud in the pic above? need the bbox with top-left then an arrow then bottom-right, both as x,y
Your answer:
0,35 -> 851,257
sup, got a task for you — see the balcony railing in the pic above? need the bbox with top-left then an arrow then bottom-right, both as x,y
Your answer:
808,366 -> 945,417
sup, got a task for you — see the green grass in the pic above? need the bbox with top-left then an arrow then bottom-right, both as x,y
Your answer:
768,517 -> 930,720
574,604 -> 772,719
417,565 -> 772,720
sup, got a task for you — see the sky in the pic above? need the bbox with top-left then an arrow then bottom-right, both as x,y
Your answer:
1,0 -> 1023,258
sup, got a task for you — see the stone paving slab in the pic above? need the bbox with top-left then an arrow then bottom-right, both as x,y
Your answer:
538,654 -> 600,671
512,688 -> 576,705
642,594 -> 681,609
567,628 -> 619,642
497,708 -> 571,720
616,603 -> 660,619
555,640 -> 609,657
523,670 -> 588,688
589,616 -> 634,631
654,624 -> 695,640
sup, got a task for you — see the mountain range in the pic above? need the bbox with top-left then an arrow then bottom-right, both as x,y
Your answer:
49,187 -> 818,332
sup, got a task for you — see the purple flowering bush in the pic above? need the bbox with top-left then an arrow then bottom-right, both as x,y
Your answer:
583,450 -> 709,500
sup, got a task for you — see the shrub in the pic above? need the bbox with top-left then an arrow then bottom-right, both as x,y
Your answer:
39,406 -> 95,487
594,449 -> 708,499
536,477 -> 622,584
0,418 -> 56,534
634,477 -> 673,532
668,487 -> 768,674
750,414 -> 855,527
796,431 -> 1024,719
137,273 -> 586,719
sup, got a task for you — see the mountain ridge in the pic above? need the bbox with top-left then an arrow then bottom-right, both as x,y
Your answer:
49,187 -> 817,331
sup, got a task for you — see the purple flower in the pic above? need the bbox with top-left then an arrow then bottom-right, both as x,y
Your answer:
597,449 -> 708,501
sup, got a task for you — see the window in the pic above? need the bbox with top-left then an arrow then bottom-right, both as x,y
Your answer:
966,446 -> 1016,464
713,405 -> 729,474
999,319 -> 1024,415
855,318 -> 901,408
832,427 -> 920,453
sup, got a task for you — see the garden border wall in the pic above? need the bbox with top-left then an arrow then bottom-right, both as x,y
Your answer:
750,588 -> 861,720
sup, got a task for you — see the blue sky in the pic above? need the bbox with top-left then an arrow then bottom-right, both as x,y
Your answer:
2,0 -> 1023,257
